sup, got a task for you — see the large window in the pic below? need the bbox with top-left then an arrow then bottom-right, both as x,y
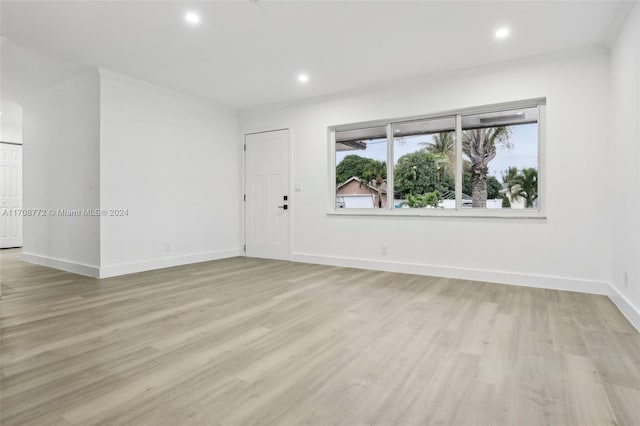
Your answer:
393,116 -> 456,209
335,126 -> 388,209
331,99 -> 544,216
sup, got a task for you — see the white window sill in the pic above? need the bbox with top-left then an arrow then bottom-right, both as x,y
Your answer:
328,209 -> 546,219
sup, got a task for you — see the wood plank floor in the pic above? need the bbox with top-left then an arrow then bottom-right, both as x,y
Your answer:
1,248 -> 639,426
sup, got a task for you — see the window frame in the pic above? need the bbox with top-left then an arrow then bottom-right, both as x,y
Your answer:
328,98 -> 546,218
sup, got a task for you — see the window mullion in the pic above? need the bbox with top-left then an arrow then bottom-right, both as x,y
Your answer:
455,114 -> 462,210
386,123 -> 394,210
329,129 -> 337,212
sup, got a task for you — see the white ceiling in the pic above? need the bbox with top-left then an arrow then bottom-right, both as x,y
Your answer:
0,0 -> 636,109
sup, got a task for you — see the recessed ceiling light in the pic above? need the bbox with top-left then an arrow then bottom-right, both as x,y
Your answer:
495,27 -> 510,40
297,73 -> 309,83
184,11 -> 201,25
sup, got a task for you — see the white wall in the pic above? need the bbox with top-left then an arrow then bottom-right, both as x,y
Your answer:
98,71 -> 241,277
0,100 -> 23,143
240,48 -> 613,294
21,70 -> 101,275
610,3 -> 640,327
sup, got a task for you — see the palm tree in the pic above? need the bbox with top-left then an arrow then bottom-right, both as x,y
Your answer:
358,160 -> 386,208
509,168 -> 538,208
421,132 -> 456,175
501,166 -> 519,203
462,127 -> 511,208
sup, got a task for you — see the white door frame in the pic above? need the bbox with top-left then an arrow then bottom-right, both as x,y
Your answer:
0,141 -> 23,250
242,127 -> 292,260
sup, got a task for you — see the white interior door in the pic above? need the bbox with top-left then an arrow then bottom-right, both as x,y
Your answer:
245,129 -> 289,260
0,143 -> 23,248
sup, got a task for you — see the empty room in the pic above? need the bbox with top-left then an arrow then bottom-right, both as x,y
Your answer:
1,0 -> 640,425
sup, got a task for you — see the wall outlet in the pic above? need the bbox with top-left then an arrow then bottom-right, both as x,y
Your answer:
164,242 -> 171,252
381,245 -> 388,255
624,271 -> 629,287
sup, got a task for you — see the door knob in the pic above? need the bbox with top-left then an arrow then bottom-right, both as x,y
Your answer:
277,205 -> 288,210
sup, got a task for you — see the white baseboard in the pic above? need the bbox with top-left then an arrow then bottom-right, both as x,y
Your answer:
22,252 -> 100,278
98,248 -> 242,278
608,285 -> 640,332
17,249 -> 639,332
290,253 -> 610,295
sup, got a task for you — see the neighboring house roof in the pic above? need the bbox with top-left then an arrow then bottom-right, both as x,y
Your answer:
337,176 -> 387,194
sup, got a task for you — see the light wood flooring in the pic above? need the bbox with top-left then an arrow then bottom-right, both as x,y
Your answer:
1,248 -> 639,426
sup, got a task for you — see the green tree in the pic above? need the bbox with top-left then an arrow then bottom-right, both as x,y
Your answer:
359,160 -> 387,208
394,151 -> 454,198
336,155 -> 385,184
501,166 -> 519,202
509,168 -> 538,208
463,172 -> 501,199
502,166 -> 519,187
462,171 -> 472,197
462,127 -> 511,207
422,132 -> 456,175
486,176 -> 502,199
